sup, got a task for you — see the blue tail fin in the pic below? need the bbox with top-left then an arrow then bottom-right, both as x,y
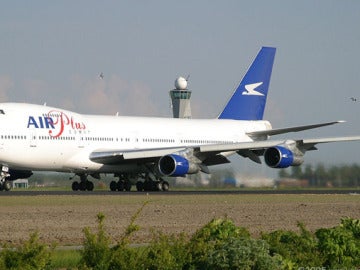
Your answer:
218,47 -> 276,120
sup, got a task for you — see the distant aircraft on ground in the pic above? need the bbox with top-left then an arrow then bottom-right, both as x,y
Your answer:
0,47 -> 359,191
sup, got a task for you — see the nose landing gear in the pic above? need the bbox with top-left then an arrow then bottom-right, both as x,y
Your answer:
0,166 -> 11,191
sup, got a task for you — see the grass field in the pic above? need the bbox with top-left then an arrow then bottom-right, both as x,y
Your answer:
50,249 -> 81,269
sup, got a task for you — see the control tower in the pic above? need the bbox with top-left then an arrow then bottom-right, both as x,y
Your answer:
169,76 -> 192,118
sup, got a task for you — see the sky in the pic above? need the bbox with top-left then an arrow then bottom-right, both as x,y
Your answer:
0,1 -> 359,177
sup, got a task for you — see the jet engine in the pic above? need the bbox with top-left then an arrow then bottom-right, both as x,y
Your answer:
158,154 -> 200,177
264,145 -> 304,168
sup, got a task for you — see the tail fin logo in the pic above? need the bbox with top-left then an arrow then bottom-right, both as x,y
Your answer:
218,46 -> 276,120
242,82 -> 264,96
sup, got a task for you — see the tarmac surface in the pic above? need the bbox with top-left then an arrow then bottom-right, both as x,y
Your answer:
0,188 -> 359,196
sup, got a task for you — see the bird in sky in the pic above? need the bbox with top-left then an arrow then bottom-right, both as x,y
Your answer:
99,72 -> 104,79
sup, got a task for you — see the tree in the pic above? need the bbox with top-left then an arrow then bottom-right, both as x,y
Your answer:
290,166 -> 302,179
278,169 -> 290,178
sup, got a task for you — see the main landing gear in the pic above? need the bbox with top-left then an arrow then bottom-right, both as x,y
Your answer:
70,172 -> 170,192
71,174 -> 94,191
109,174 -> 132,192
109,173 -> 169,192
135,177 -> 170,192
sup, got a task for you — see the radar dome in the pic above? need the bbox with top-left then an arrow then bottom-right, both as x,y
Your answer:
175,77 -> 188,90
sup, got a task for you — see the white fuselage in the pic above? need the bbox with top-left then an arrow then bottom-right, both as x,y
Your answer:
0,103 -> 271,174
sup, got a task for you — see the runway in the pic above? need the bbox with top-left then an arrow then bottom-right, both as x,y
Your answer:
0,189 -> 359,196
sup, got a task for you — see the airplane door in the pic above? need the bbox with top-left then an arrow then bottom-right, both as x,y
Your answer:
77,133 -> 85,148
29,129 -> 37,147
132,131 -> 141,149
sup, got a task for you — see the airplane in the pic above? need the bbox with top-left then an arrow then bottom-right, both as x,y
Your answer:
0,46 -> 359,192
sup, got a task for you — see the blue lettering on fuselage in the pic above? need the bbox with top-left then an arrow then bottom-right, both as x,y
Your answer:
27,116 -> 55,129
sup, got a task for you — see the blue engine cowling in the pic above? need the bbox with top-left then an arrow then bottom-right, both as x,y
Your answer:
158,154 -> 199,177
264,146 -> 303,168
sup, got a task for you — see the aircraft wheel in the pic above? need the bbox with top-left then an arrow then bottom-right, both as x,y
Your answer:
136,181 -> 143,191
162,181 -> 169,192
86,181 -> 94,191
155,181 -> 162,191
3,181 -> 11,191
124,181 -> 132,191
117,181 -> 124,191
110,181 -> 117,191
72,181 -> 79,191
79,181 -> 86,191
143,181 -> 151,191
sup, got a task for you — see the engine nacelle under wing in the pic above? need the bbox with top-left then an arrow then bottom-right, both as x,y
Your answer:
158,154 -> 200,177
264,145 -> 304,168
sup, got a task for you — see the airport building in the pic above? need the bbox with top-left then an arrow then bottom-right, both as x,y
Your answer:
12,179 -> 29,189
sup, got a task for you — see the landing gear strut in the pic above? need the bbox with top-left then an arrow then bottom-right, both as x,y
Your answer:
0,166 -> 11,191
71,174 -> 94,191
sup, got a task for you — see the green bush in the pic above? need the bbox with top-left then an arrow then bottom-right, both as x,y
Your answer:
108,246 -> 143,270
0,232 -> 53,270
316,217 -> 360,268
141,232 -> 189,270
205,237 -> 282,270
186,217 -> 250,269
79,212 -> 112,270
262,222 -> 324,267
109,225 -> 189,269
80,203 -> 147,270
107,202 -> 148,269
262,218 -> 360,269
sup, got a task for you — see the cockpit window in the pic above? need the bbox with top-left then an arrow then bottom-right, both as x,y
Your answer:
0,109 -> 5,114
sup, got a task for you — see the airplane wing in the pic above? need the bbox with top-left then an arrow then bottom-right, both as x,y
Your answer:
300,136 -> 360,150
89,136 -> 360,166
199,136 -> 360,153
90,147 -> 187,165
247,121 -> 344,137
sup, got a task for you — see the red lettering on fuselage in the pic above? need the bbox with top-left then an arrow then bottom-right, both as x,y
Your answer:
27,110 -> 86,138
47,110 -> 86,137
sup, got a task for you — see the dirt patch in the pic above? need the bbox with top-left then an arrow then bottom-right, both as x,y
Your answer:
0,194 -> 359,246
